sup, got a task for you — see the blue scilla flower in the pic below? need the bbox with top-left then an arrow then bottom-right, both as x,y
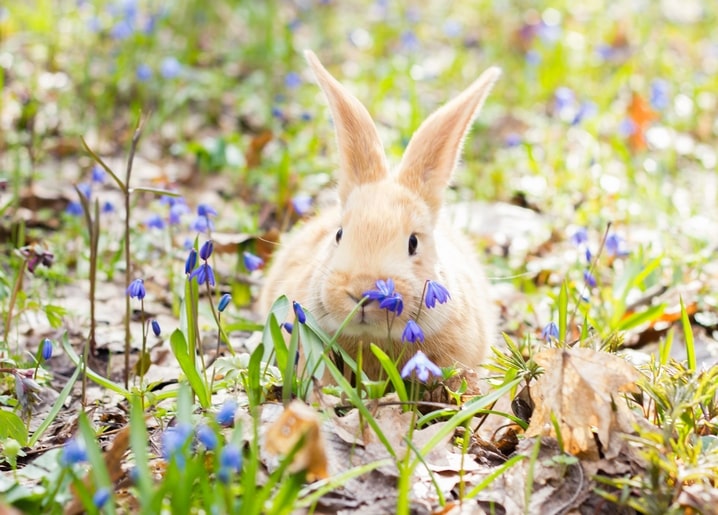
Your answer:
110,19 -> 134,40
218,293 -> 232,313
199,240 -> 214,260
151,320 -> 161,337
650,78 -> 670,111
282,322 -> 293,334
284,72 -> 302,89
293,301 -> 306,324
169,202 -> 190,225
554,87 -> 576,112
363,279 -> 404,316
401,320 -> 424,343
161,423 -> 193,467
93,488 -> 111,509
91,165 -> 105,183
605,233 -> 629,258
243,251 -> 263,272
191,215 -> 214,233
583,270 -> 597,288
127,279 -> 146,300
291,195 -> 312,215
216,399 -> 238,427
41,338 -> 53,360
400,351 -> 442,382
570,227 -> 588,246
77,182 -> 92,199
185,248 -> 197,274
102,201 -> 115,213
66,201 -> 84,216
160,57 -> 181,79
146,214 -> 165,230
220,443 -> 242,472
196,425 -> 217,450
424,280 -> 450,309
136,63 -> 152,82
541,321 -> 559,342
197,204 -> 217,218
60,437 -> 88,466
190,263 -> 215,286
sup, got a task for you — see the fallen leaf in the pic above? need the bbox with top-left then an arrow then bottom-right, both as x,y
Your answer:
525,347 -> 641,460
264,400 -> 329,481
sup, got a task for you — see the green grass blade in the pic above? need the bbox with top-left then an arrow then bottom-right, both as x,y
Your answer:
27,364 -> 81,447
680,298 -> 696,372
370,343 -> 408,402
59,333 -> 130,398
169,329 -> 210,407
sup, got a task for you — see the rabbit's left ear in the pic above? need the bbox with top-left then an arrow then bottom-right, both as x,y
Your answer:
397,67 -> 501,213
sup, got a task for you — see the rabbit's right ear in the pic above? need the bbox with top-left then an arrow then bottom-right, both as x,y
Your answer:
305,51 -> 388,204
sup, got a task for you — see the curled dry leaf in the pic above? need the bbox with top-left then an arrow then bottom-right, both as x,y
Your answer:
525,347 -> 641,460
264,400 -> 329,481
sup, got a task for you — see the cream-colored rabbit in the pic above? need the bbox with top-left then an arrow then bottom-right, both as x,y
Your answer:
258,50 -> 499,380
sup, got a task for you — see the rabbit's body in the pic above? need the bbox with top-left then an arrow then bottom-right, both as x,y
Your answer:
258,51 -> 500,380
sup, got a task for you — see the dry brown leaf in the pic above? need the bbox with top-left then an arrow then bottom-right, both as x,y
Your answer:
264,400 -> 329,481
525,348 -> 641,460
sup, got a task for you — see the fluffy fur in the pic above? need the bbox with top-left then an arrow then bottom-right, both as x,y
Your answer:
258,50 -> 500,379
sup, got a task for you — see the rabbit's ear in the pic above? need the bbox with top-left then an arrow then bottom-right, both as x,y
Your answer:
305,50 -> 388,204
397,67 -> 501,213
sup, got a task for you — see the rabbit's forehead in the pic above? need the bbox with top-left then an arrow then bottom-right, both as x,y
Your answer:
342,182 -> 430,227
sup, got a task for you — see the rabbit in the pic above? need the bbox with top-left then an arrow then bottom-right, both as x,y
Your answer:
258,50 -> 500,381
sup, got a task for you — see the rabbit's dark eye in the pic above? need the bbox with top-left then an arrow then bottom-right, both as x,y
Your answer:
335,227 -> 343,244
408,233 -> 418,255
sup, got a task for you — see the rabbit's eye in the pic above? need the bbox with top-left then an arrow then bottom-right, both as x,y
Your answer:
335,227 -> 343,244
408,233 -> 418,255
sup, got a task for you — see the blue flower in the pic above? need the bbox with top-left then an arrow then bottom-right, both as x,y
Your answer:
161,423 -> 193,467
199,240 -> 214,261
136,63 -> 152,81
197,204 -> 217,218
541,321 -> 559,342
41,338 -> 53,361
424,280 -> 450,309
216,399 -> 238,427
196,425 -> 217,450
400,30 -> 419,52
572,100 -> 597,125
185,248 -> 198,274
218,293 -> 232,313
401,320 -> 424,343
282,322 -> 293,334
93,487 -> 111,508
442,19 -> 462,38
554,87 -> 576,111
91,165 -> 105,183
584,247 -> 593,263
146,214 -> 165,230
618,118 -> 637,137
291,195 -> 312,215
293,301 -> 306,324
102,201 -> 115,213
271,106 -> 284,119
151,320 -> 161,337
191,215 -> 214,233
650,78 -> 670,111
127,279 -> 146,300
504,132 -> 522,147
363,279 -> 404,316
60,437 -> 88,466
605,233 -> 629,257
110,19 -> 134,40
168,203 -> 190,225
583,270 -> 597,288
220,443 -> 242,472
570,227 -> 588,246
284,72 -> 302,89
160,57 -> 181,79
66,201 -> 84,216
190,263 -> 215,286
400,351 -> 442,382
243,251 -> 263,272
77,182 -> 92,199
